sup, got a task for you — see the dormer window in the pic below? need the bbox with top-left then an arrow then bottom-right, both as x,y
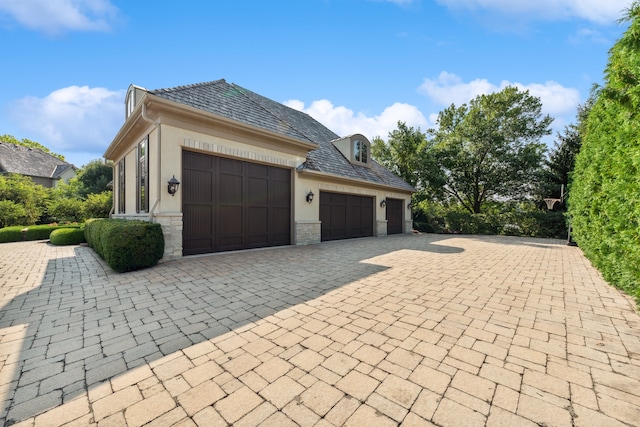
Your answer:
125,84 -> 147,119
354,139 -> 368,164
126,91 -> 135,118
332,134 -> 371,168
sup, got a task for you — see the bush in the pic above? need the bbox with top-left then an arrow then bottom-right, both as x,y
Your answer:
83,191 -> 112,219
48,198 -> 84,223
85,218 -> 164,272
411,201 -> 568,239
0,200 -> 27,228
0,173 -> 47,225
50,227 -> 86,245
0,224 -> 83,243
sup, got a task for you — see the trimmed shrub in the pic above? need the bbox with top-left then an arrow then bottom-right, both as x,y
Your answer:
0,224 -> 83,243
85,218 -> 164,272
50,227 -> 86,245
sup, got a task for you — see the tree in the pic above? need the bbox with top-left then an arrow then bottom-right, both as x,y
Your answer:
569,2 -> 640,299
74,160 -> 113,199
0,174 -> 49,225
371,121 -> 435,190
0,134 -> 65,161
431,86 -> 552,214
539,93 -> 597,202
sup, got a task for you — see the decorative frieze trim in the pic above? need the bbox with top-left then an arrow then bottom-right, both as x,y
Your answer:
183,138 -> 299,168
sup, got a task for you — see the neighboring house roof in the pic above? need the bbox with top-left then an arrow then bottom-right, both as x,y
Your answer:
0,143 -> 75,180
150,79 -> 415,192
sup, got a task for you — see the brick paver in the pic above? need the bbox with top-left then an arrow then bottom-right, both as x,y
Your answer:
1,234 -> 640,426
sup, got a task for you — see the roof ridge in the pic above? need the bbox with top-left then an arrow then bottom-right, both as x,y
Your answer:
151,79 -> 227,94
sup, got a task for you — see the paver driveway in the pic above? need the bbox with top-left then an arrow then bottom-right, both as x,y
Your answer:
0,234 -> 639,426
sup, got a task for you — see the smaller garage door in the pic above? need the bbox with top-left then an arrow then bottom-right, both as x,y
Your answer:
386,198 -> 404,235
320,192 -> 374,241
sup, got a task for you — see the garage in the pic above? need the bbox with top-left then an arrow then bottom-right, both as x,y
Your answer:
182,150 -> 291,255
386,198 -> 404,235
319,192 -> 374,241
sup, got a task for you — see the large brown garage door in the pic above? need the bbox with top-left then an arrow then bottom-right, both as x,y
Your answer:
320,192 -> 373,241
386,198 -> 404,235
182,151 -> 291,255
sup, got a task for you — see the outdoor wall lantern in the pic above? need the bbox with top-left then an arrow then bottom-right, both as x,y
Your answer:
380,199 -> 387,208
407,202 -> 413,209
306,191 -> 315,203
167,175 -> 180,196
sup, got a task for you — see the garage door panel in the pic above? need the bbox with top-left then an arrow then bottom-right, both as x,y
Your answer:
183,204 -> 213,236
271,180 -> 290,205
183,169 -> 213,202
219,157 -> 242,173
183,204 -> 214,255
248,207 -> 268,233
272,206 -> 290,244
248,162 -> 269,177
220,173 -> 243,204
248,177 -> 268,205
183,151 -> 291,255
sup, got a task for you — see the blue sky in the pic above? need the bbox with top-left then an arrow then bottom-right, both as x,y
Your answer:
0,0 -> 632,167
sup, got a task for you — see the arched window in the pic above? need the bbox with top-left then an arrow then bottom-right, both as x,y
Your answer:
353,139 -> 369,164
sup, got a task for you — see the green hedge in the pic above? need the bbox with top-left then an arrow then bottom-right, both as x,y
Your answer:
418,209 -> 567,239
85,218 -> 164,273
0,224 -> 83,243
50,227 -> 86,245
569,7 -> 640,303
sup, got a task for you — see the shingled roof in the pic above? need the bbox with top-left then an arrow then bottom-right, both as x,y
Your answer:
150,79 -> 414,192
0,143 -> 75,180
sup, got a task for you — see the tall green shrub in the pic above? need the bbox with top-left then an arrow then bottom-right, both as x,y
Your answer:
569,3 -> 640,301
85,219 -> 164,272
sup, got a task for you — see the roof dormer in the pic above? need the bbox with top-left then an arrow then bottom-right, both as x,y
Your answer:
332,134 -> 371,167
125,84 -> 147,119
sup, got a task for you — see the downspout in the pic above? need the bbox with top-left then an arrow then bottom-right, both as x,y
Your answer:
141,102 -> 162,222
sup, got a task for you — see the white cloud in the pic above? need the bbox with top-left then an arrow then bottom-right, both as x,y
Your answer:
9,86 -> 125,163
436,0 -> 631,24
284,99 -> 429,140
0,0 -> 118,34
418,71 -> 580,116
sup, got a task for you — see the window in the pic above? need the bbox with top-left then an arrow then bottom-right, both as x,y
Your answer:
353,139 -> 369,164
118,158 -> 125,213
126,91 -> 135,118
137,137 -> 149,213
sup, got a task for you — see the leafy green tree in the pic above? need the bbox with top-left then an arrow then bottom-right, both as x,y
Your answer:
431,86 -> 552,213
569,3 -> 640,300
0,174 -> 48,225
0,134 -> 65,161
372,122 -> 434,189
74,160 -> 113,198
